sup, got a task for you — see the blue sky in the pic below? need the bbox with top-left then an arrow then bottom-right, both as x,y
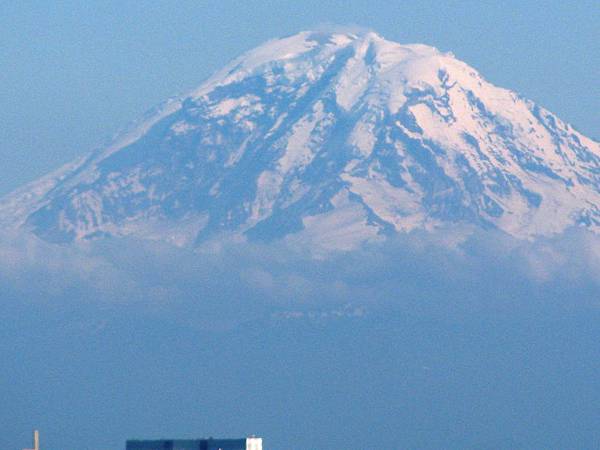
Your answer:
1,0 -> 598,197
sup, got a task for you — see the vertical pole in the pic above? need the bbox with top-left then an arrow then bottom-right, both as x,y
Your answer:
34,430 -> 39,450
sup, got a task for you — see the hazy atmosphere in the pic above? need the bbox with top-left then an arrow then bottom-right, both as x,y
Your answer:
1,2 -> 599,450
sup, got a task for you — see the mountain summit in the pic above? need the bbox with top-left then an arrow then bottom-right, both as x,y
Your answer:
2,30 -> 599,247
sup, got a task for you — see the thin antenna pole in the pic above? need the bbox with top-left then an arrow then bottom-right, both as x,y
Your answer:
22,430 -> 39,450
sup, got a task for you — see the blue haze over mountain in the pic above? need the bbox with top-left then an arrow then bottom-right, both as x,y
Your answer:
2,28 -> 600,450
1,2 -> 599,198
1,31 -> 599,248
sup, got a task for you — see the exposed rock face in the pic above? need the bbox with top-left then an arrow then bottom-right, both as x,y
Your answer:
2,30 -> 599,247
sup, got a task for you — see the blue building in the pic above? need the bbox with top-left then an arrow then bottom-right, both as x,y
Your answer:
126,437 -> 262,450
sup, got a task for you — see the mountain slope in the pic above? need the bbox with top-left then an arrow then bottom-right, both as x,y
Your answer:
2,30 -> 599,247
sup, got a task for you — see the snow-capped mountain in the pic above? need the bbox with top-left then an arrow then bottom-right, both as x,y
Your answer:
2,30 -> 599,248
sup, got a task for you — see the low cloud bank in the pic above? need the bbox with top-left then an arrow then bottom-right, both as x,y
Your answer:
2,227 -> 600,327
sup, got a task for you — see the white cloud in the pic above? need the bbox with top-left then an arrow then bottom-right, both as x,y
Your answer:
2,226 -> 600,328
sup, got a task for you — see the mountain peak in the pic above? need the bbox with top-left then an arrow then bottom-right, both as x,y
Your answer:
190,29 -> 450,102
1,30 -> 599,248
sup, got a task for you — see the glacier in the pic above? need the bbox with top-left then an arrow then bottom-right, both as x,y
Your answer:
1,29 -> 599,248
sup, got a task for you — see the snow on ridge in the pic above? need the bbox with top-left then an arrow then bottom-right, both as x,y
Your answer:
2,29 -> 599,248
211,95 -> 262,116
188,29 -> 447,102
